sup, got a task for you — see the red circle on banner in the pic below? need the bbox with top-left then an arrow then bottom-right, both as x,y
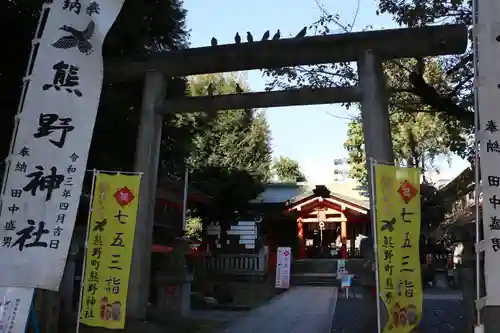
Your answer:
284,251 -> 289,256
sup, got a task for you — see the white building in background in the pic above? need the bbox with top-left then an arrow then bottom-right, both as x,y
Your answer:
333,155 -> 462,189
333,157 -> 351,182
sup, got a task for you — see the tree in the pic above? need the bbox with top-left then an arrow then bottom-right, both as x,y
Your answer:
344,58 -> 465,186
375,0 -> 474,129
2,0 -> 190,181
185,74 -> 273,245
344,59 -> 455,231
261,1 -> 474,157
185,216 -> 204,240
273,156 -> 307,182
373,3 -> 479,327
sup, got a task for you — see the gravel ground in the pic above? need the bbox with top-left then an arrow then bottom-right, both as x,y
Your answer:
331,299 -> 465,333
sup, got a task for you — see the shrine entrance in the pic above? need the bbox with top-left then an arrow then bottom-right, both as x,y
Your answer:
286,185 -> 370,259
302,221 -> 340,258
107,22 -> 468,316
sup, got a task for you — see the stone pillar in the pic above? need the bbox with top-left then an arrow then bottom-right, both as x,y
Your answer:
358,50 -> 395,194
127,71 -> 166,320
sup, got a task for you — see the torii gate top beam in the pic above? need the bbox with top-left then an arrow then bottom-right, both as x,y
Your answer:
106,24 -> 467,81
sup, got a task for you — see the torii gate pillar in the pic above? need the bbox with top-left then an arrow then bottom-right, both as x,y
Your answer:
358,50 -> 395,180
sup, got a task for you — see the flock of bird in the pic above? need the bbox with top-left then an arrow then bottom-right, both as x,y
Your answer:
210,26 -> 308,47
206,27 -> 308,95
206,82 -> 243,96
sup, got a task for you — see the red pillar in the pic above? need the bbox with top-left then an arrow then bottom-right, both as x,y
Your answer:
297,220 -> 306,258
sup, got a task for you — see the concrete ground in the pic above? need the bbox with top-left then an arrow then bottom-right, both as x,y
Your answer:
197,286 -> 464,333
219,286 -> 338,333
332,289 -> 466,333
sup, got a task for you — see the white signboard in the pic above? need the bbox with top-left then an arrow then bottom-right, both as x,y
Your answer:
0,288 -> 33,333
0,0 -> 126,290
336,259 -> 347,279
275,247 -> 291,289
476,0 -> 500,305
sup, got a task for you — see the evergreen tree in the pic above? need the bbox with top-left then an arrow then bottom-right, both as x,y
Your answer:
273,156 -> 307,182
186,73 -> 273,241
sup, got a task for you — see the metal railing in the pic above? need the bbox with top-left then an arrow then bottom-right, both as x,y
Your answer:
200,253 -> 267,275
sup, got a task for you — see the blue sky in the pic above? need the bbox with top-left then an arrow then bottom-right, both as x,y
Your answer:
183,0 -> 469,184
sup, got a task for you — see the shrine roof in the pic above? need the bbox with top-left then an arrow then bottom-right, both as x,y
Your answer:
437,166 -> 474,202
250,182 -> 309,204
250,180 -> 370,211
286,181 -> 370,210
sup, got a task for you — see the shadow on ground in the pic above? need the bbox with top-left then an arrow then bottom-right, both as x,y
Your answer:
331,299 -> 465,333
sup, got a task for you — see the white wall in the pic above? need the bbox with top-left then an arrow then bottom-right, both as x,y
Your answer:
206,220 -> 258,249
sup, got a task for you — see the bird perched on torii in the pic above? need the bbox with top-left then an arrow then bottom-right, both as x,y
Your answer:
295,26 -> 307,38
235,84 -> 244,94
246,32 -> 253,43
207,83 -> 215,96
261,30 -> 270,41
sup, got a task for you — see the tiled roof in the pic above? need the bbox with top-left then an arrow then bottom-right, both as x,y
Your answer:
250,182 -> 309,203
253,180 -> 370,209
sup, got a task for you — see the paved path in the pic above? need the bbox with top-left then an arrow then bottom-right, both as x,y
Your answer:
222,286 -> 338,333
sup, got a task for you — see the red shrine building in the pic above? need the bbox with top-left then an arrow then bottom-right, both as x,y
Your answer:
285,184 -> 370,259
203,178 -> 372,263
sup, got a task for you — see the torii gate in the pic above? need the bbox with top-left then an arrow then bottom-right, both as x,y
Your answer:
105,24 -> 467,319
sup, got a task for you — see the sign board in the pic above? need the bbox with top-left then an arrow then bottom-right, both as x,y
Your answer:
336,259 -> 347,279
0,287 -> 33,333
79,173 -> 141,329
476,0 -> 500,306
340,274 -> 353,289
0,0 -> 126,290
275,247 -> 291,289
374,164 -> 423,332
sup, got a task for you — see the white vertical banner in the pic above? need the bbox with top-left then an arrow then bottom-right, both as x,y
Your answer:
275,247 -> 291,289
0,287 -> 33,333
0,0 -> 126,290
476,0 -> 500,306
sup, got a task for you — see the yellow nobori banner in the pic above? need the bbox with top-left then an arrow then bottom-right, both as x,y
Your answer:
80,173 -> 141,329
375,164 -> 422,333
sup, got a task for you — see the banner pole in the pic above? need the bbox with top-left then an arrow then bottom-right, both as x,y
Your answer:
182,164 -> 189,232
75,169 -> 98,333
471,0 -> 482,325
369,157 -> 383,333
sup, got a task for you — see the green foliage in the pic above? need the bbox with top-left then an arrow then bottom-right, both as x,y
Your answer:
187,74 -> 271,179
375,0 -> 474,130
420,183 -> 446,233
262,2 -> 474,155
185,216 -> 204,240
185,74 -> 273,229
273,156 -> 306,182
343,59 -> 457,231
343,59 -> 466,186
343,120 -> 368,184
376,0 -> 471,29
